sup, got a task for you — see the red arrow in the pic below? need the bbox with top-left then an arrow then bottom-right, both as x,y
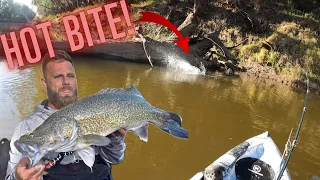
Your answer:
134,11 -> 189,54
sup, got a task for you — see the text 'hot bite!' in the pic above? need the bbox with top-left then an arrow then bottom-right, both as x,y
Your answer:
0,0 -> 134,70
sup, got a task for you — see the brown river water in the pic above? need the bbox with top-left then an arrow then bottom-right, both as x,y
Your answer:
0,56 -> 319,180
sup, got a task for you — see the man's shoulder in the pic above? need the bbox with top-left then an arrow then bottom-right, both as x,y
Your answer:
11,109 -> 50,138
17,101 -> 53,130
23,111 -> 44,123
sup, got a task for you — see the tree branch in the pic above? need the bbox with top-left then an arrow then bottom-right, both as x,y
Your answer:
226,38 -> 248,50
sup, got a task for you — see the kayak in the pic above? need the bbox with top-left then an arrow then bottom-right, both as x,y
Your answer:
0,138 -> 10,180
190,131 -> 291,180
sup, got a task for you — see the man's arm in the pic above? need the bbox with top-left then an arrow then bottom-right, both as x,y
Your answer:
96,129 -> 126,165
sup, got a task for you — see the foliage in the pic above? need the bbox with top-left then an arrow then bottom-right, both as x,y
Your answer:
32,0 -> 158,17
238,22 -> 320,81
32,0 -> 112,17
290,0 -> 320,12
31,0 -> 320,17
35,3 -> 135,41
0,0 -> 35,22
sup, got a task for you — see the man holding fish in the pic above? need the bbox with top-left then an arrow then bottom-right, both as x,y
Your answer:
5,50 -> 188,180
6,50 -> 127,180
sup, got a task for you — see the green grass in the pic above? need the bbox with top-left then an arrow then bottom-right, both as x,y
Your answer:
238,22 -> 320,82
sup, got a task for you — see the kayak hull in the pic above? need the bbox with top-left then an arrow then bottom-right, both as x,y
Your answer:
190,131 -> 291,180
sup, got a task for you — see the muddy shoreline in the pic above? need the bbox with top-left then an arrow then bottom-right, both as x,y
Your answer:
238,62 -> 320,94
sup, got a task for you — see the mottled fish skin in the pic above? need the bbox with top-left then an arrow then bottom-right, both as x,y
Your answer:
14,85 -> 188,167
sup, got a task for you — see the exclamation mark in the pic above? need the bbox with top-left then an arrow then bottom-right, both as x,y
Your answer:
120,0 -> 135,35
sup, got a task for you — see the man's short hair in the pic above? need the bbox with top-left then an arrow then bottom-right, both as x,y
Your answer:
41,50 -> 74,79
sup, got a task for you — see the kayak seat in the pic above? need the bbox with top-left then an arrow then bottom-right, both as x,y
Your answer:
235,157 -> 275,180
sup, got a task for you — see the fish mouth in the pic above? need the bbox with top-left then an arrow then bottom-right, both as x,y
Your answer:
14,142 -> 43,166
15,142 -> 38,155
15,142 -> 46,167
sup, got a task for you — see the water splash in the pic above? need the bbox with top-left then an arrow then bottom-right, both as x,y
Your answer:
165,55 -> 206,75
159,55 -> 207,83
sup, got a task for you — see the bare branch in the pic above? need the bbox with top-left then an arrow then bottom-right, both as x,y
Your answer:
226,38 -> 248,50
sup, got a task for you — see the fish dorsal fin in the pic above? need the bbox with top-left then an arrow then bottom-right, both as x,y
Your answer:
97,85 -> 142,97
127,85 -> 143,97
132,124 -> 149,142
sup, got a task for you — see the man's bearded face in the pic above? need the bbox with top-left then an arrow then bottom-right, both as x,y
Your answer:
47,84 -> 78,109
43,60 -> 78,109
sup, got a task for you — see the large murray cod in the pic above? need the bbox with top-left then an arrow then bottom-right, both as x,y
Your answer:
14,85 -> 188,168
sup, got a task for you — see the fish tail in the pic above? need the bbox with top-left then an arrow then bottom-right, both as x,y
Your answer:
163,112 -> 188,139
168,112 -> 182,126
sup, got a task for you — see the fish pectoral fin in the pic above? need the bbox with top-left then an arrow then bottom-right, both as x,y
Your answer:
133,124 -> 149,142
79,134 -> 111,146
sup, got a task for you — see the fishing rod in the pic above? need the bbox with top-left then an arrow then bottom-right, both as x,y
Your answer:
276,72 -> 310,180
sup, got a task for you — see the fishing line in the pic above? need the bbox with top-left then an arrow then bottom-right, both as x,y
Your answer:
276,71 -> 310,180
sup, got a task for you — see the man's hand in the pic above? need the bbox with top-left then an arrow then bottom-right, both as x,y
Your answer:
15,157 -> 45,180
109,128 -> 126,137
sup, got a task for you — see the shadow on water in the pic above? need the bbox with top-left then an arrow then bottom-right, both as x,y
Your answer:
0,56 -> 319,179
